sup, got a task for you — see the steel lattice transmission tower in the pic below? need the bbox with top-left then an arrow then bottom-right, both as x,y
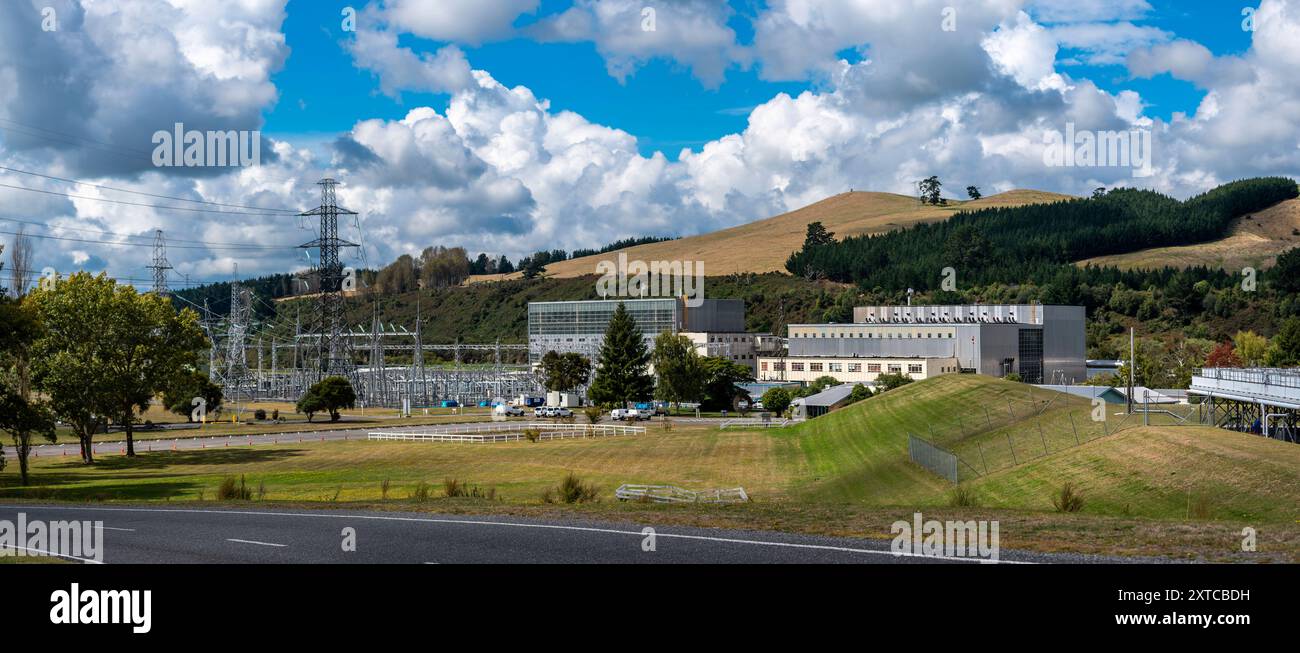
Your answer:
146,229 -> 173,297
298,178 -> 359,379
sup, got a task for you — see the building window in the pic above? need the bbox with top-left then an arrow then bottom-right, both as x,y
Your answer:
774,362 -> 785,371
760,362 -> 768,371
791,363 -> 804,371
908,364 -> 923,373
888,365 -> 902,373
868,364 -> 881,373
848,363 -> 861,372
829,363 -> 843,373
809,363 -> 823,372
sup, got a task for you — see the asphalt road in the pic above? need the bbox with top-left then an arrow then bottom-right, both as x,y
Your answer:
0,503 -> 1125,564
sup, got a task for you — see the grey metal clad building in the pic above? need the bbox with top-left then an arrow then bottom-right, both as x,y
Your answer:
785,304 -> 1086,384
527,298 -> 744,365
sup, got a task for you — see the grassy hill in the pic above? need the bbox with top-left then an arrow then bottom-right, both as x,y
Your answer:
777,375 -> 1300,523
476,189 -> 1071,280
1079,198 -> 1300,271
1076,197 -> 1300,271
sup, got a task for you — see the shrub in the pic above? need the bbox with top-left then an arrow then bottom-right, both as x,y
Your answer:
271,409 -> 280,421
380,478 -> 391,500
583,406 -> 603,424
254,409 -> 267,421
543,472 -> 599,504
523,428 -> 541,443
1051,482 -> 1085,512
947,484 -> 979,507
1188,492 -> 1214,520
256,481 -> 267,501
411,481 -> 431,501
661,416 -> 672,432
217,475 -> 252,501
443,478 -> 466,498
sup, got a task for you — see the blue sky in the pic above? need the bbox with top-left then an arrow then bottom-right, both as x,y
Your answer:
265,0 -> 1256,158
4,0 -> 1296,283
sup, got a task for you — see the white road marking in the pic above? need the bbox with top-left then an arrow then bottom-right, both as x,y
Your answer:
4,545 -> 104,564
8,505 -> 1030,564
102,526 -> 135,532
226,538 -> 287,548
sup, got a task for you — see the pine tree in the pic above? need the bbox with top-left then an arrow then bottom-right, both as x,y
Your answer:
587,303 -> 654,407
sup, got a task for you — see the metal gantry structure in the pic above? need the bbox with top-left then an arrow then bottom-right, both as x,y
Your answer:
194,178 -> 542,409
146,229 -> 172,297
298,178 -> 359,380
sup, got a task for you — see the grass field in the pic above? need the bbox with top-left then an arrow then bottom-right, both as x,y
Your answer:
474,189 -> 1071,280
1079,198 -> 1300,271
5,374 -> 1298,560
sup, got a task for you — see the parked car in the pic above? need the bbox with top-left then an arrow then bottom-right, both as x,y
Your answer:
495,404 -> 524,417
552,407 -> 573,418
533,406 -> 550,418
611,408 -> 628,421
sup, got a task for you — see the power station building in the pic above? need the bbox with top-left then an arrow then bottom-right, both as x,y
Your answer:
527,298 -> 765,368
757,304 -> 1086,385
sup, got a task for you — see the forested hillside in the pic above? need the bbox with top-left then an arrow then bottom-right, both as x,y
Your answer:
784,177 -> 1298,289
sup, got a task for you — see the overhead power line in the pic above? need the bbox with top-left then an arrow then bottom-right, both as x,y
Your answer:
0,165 -> 300,213
0,228 -> 293,253
0,217 -> 289,249
0,180 -> 300,216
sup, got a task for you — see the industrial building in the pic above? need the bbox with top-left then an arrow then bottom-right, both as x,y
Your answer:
527,298 -> 749,366
757,304 -> 1086,385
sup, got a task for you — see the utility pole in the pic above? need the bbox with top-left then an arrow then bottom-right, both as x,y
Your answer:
146,229 -> 173,297
1128,327 -> 1135,415
298,178 -> 359,380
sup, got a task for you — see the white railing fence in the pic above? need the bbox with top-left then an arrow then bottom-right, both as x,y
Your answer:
368,422 -> 646,443
614,484 -> 749,504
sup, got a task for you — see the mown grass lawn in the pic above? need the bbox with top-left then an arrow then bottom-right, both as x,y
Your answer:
4,375 -> 1298,560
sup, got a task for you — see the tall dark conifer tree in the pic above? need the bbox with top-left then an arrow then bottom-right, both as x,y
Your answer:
587,303 -> 654,407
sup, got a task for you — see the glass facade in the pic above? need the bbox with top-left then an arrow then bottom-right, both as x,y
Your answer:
527,299 -> 680,364
1018,328 -> 1044,384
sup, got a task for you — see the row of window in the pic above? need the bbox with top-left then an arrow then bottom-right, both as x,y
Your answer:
761,361 -> 924,374
792,331 -> 955,339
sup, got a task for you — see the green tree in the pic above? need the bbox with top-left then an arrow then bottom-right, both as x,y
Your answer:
761,387 -> 793,416
698,356 -> 755,411
539,351 -> 591,392
966,185 -> 981,200
1272,246 -> 1300,294
1234,330 -> 1269,366
844,384 -> 873,405
808,375 -> 840,394
803,221 -> 836,248
28,273 -> 207,462
875,373 -> 914,392
298,376 -> 356,422
1266,318 -> 1300,367
163,369 -> 224,421
651,332 -> 703,413
919,176 -> 943,205
587,303 -> 655,407
0,295 -> 56,484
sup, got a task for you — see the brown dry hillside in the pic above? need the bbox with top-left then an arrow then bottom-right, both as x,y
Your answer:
474,189 -> 1072,281
1079,198 -> 1300,271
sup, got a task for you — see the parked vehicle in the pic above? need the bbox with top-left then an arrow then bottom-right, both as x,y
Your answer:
611,408 -> 629,421
439,400 -> 459,408
495,404 -> 524,417
552,407 -> 573,418
533,406 -> 549,418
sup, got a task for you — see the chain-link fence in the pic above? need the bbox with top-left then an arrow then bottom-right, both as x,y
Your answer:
908,434 -> 959,483
907,387 -> 1207,483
